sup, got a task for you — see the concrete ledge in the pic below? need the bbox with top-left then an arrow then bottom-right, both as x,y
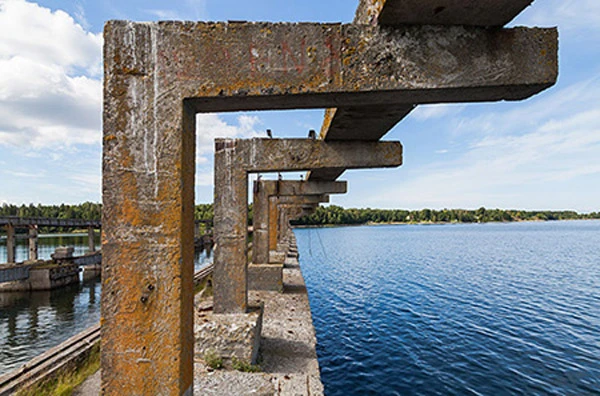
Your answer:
0,264 -> 80,292
195,304 -> 264,365
248,263 -> 283,292
269,251 -> 286,264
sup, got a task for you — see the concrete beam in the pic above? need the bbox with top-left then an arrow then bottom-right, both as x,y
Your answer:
215,138 -> 401,314
253,180 -> 346,265
0,217 -> 100,228
311,0 -> 542,181
105,21 -> 557,113
355,0 -> 534,27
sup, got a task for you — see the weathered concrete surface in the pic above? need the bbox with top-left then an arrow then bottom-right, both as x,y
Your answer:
74,235 -> 322,395
28,226 -> 38,261
248,263 -> 284,292
102,19 -> 196,394
0,264 -> 79,292
214,138 -> 400,314
194,233 -> 324,395
5,224 -> 15,264
195,304 -> 263,365
355,0 -> 534,27
253,180 -> 346,265
105,21 -> 557,112
268,198 -> 323,260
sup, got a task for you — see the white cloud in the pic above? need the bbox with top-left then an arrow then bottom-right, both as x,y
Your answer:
0,0 -> 102,149
144,9 -> 184,20
194,113 -> 264,187
196,113 -> 263,161
412,104 -> 463,121
515,0 -> 600,32
368,78 -> 600,212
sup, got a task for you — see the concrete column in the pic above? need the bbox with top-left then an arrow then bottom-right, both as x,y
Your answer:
6,224 -> 16,264
214,140 -> 249,314
214,138 -> 401,313
28,225 -> 38,261
87,226 -> 95,253
102,23 -> 195,395
252,181 -> 270,265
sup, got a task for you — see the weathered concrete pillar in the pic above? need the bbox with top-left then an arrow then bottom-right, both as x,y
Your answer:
214,140 -> 249,314
102,22 -> 196,395
87,226 -> 95,253
28,225 -> 38,261
6,224 -> 16,264
252,180 -> 346,265
278,204 -> 317,248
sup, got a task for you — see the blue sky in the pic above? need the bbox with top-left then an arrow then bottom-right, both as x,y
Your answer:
0,0 -> 599,212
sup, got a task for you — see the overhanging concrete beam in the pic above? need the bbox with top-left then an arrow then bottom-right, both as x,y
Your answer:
253,180 -> 346,265
215,138 -> 401,314
106,21 -> 557,112
355,0 -> 535,27
311,0 -> 546,182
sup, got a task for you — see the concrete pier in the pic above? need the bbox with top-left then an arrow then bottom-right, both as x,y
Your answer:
252,180 -> 346,266
102,6 -> 557,391
1,217 -> 101,265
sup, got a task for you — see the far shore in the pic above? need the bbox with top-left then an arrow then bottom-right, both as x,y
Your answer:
292,218 -> 599,229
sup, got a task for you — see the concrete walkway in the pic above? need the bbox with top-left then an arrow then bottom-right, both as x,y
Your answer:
75,237 -> 324,395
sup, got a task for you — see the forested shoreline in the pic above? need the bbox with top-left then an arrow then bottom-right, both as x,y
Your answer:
1,203 -> 599,232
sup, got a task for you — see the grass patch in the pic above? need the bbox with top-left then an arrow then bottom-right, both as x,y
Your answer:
194,275 -> 213,296
204,350 -> 223,370
232,357 -> 261,373
16,343 -> 100,396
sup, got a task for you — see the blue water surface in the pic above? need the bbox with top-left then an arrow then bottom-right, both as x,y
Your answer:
295,221 -> 600,396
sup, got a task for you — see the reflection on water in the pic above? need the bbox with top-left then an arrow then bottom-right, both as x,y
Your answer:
296,221 -> 600,396
0,278 -> 101,374
0,234 -> 212,376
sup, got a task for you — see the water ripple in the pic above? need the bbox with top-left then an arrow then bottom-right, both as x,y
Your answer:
297,221 -> 600,396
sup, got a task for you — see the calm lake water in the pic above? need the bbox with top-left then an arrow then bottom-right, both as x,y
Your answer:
295,221 -> 600,396
0,234 -> 212,376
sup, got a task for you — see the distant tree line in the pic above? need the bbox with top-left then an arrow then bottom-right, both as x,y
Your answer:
292,206 -> 600,226
1,203 -> 599,233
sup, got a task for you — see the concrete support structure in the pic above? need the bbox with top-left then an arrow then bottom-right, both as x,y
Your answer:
87,226 -> 95,253
28,225 -> 38,262
277,204 -> 316,247
214,138 -> 401,314
6,225 -> 15,264
252,180 -> 346,265
268,196 -> 327,258
309,0 -> 547,182
103,15 -> 556,394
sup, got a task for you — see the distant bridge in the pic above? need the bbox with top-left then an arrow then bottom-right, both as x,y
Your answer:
1,216 -> 213,265
0,216 -> 101,229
